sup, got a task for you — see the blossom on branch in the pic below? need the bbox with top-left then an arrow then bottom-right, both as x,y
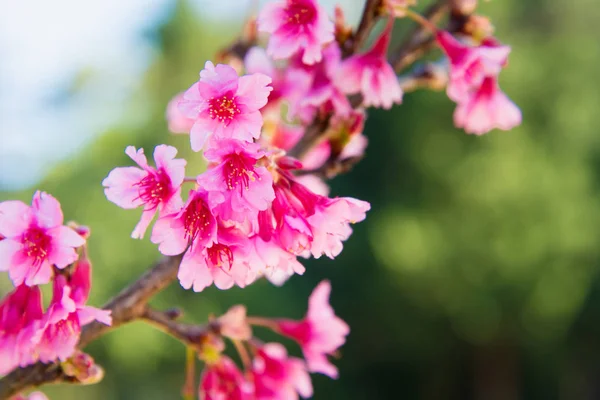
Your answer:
258,0 -> 334,65
0,192 -> 85,286
103,145 -> 186,239
179,62 -> 272,151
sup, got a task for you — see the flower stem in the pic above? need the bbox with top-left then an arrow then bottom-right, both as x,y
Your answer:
233,340 -> 252,370
403,8 -> 439,34
182,346 -> 196,400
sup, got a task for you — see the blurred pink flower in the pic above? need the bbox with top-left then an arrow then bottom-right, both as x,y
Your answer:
337,21 -> 402,109
199,356 -> 253,400
0,285 -> 43,375
103,145 -> 186,239
0,191 -> 85,286
437,31 -> 521,134
258,0 -> 334,65
454,75 -> 522,135
166,92 -> 195,134
179,62 -> 272,151
252,343 -> 313,400
277,280 -> 349,378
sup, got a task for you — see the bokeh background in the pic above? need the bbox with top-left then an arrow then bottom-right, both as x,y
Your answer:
1,0 -> 599,399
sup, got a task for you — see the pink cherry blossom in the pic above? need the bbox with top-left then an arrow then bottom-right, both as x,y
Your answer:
179,61 -> 272,151
0,191 -> 85,286
198,139 -> 275,222
286,43 -> 351,123
177,226 -> 253,292
307,196 -> 371,259
252,343 -> 313,400
246,236 -> 306,286
102,145 -> 186,239
0,285 -> 43,375
244,47 -> 289,110
199,356 -> 253,400
277,280 -> 349,378
218,305 -> 252,341
437,31 -> 511,102
436,31 -> 521,134
166,92 -> 195,134
34,261 -> 111,364
258,0 -> 334,65
151,188 -> 217,256
337,21 -> 402,109
453,75 -> 522,135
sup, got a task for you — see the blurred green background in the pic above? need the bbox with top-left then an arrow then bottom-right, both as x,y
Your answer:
2,0 -> 599,399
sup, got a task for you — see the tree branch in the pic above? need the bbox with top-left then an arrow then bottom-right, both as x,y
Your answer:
343,0 -> 383,56
141,308 -> 218,349
0,255 -> 183,399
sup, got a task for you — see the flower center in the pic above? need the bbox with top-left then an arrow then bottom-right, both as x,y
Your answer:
22,226 -> 52,266
183,196 -> 213,245
207,244 -> 234,270
286,2 -> 316,25
223,154 -> 258,191
209,94 -> 240,125
135,169 -> 171,209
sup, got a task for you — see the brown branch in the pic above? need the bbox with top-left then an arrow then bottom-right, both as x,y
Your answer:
141,308 -> 218,349
343,0 -> 383,56
391,0 -> 450,72
0,255 -> 183,399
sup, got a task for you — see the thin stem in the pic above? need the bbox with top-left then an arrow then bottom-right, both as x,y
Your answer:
246,317 -> 279,331
232,340 -> 252,370
403,8 -> 439,34
183,177 -> 197,183
182,347 -> 197,400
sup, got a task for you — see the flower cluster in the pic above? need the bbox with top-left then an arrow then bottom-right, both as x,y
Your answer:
198,281 -> 348,399
0,192 -> 111,376
108,39 -> 373,293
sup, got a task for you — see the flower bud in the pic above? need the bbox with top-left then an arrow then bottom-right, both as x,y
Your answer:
62,351 -> 105,385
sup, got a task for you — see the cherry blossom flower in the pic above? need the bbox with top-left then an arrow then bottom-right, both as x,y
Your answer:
277,280 -> 349,378
246,236 -> 306,286
199,356 -> 253,400
453,75 -> 522,135
34,261 -> 111,364
337,21 -> 402,109
151,188 -> 217,256
177,226 -> 253,292
179,62 -> 272,151
103,145 -> 186,239
307,196 -> 371,259
286,43 -> 351,123
198,139 -> 275,222
258,0 -> 334,65
0,191 -> 85,286
244,47 -> 290,110
166,92 -> 195,134
251,343 -> 313,400
437,31 -> 521,134
0,285 -> 43,375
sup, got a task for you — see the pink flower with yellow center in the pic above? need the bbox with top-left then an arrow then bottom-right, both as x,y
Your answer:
179,62 -> 272,151
258,0 -> 334,65
0,191 -> 85,286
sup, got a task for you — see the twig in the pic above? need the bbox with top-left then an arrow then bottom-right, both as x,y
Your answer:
343,0 -> 383,56
141,308 -> 217,349
0,255 -> 183,399
391,0 -> 450,72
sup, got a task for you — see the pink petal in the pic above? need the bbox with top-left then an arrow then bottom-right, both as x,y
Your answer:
51,225 -> 85,248
244,47 -> 275,77
0,201 -> 32,237
237,73 -> 273,111
0,239 -> 21,271
125,146 -> 149,170
131,209 -> 156,239
190,120 -> 211,152
31,192 -> 64,229
178,249 -> 213,292
102,166 -> 146,209
78,306 -> 112,326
